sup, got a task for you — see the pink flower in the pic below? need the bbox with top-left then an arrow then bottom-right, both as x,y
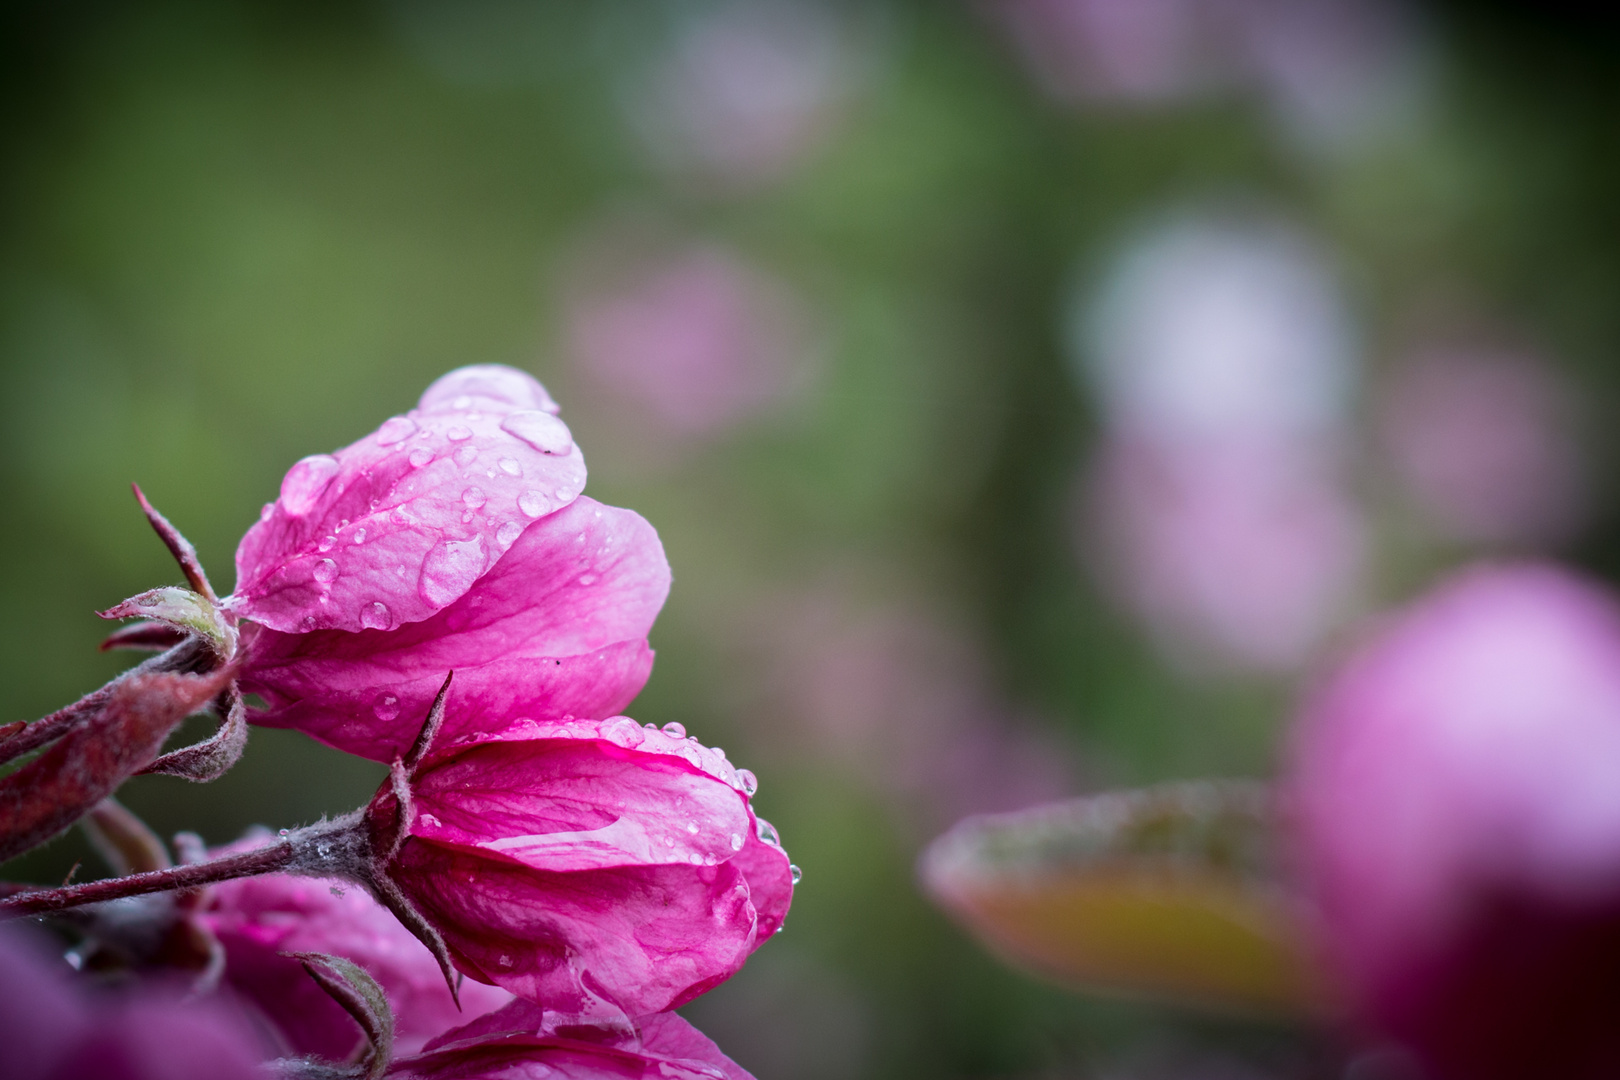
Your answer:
392,1006 -> 753,1080
1288,563 -> 1620,1079
200,864 -> 513,1058
1380,343 -> 1583,547
625,1 -> 860,190
1083,435 -> 1364,673
368,716 -> 794,1028
228,365 -> 586,634
565,238 -> 812,441
0,926 -> 266,1080
241,495 -> 670,762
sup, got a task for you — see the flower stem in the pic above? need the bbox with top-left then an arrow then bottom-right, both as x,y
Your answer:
0,840 -> 293,919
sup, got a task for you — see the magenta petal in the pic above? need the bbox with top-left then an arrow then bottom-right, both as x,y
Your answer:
242,497 -> 670,760
393,1009 -> 754,1080
199,859 -> 512,1058
229,364 -> 587,633
385,719 -> 792,1021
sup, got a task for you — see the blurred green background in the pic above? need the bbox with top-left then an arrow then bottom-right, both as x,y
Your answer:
3,2 -> 1619,1076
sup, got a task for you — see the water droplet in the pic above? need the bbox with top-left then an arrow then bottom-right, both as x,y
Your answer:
462,486 -> 487,509
500,410 -> 573,455
789,864 -> 803,885
299,615 -> 317,631
314,558 -> 339,584
419,536 -> 486,607
260,502 -> 274,521
498,457 -> 522,476
730,833 -> 744,851
353,528 -> 366,544
318,535 -> 336,553
280,455 -> 341,515
361,601 -> 391,630
446,425 -> 474,442
496,520 -> 524,547
376,416 -> 418,445
461,512 -> 473,524
408,447 -> 435,468
518,490 -> 549,518
686,822 -> 699,834
644,722 -> 658,731
453,444 -> 479,468
662,722 -> 686,738
578,572 -> 598,586
373,693 -> 400,720
316,840 -> 332,858
756,820 -> 780,847
736,769 -> 758,797
497,954 -> 513,969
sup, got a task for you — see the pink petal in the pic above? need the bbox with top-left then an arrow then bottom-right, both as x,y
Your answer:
200,856 -> 512,1058
230,364 -> 586,633
242,498 -> 669,761
389,719 -> 792,1020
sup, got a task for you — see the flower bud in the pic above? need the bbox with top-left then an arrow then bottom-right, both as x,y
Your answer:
230,365 -> 587,634
242,496 -> 669,762
367,717 -> 793,1027
1289,563 -> 1620,1079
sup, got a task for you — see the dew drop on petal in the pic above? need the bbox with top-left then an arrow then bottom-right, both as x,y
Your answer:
300,616 -> 317,632
500,410 -> 573,455
736,769 -> 758,797
497,955 -> 513,969
518,490 -> 549,518
756,820 -> 780,847
353,528 -> 366,544
280,455 -> 341,516
446,425 -> 473,442
662,722 -> 686,739
375,416 -> 418,445
314,558 -> 339,584
419,535 -> 486,607
730,833 -> 744,851
462,486 -> 487,509
496,520 -> 524,547
498,457 -> 522,476
318,535 -> 337,553
686,822 -> 699,834
361,601 -> 391,630
408,447 -> 435,468
789,864 -> 803,885
373,693 -> 400,721
644,722 -> 658,731
578,572 -> 597,586
453,445 -> 479,469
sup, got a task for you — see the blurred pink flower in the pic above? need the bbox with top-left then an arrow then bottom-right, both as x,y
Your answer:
747,580 -> 1073,831
1084,435 -> 1364,673
987,0 -> 1425,152
229,365 -> 584,634
368,716 -> 793,1029
565,239 -> 812,441
986,0 -> 1217,105
1072,215 -> 1363,672
627,1 -> 861,190
393,1006 -> 752,1080
1380,344 -> 1583,547
201,865 -> 512,1058
242,495 -> 670,762
1289,563 -> 1620,1079
0,926 -> 265,1080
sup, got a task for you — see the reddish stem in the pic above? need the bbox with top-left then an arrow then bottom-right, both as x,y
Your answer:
0,841 -> 293,919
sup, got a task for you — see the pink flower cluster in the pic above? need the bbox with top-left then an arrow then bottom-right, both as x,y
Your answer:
1,365 -> 793,1079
